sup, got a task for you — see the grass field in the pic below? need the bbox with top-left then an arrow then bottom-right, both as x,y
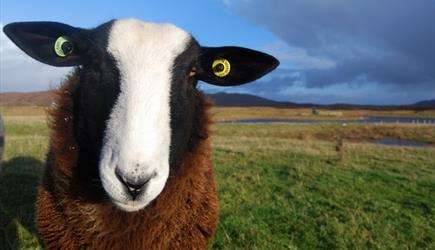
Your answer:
3,106 -> 435,121
0,107 -> 434,249
211,107 -> 435,121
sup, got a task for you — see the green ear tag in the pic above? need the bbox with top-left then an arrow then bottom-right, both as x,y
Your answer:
212,58 -> 231,77
54,36 -> 74,57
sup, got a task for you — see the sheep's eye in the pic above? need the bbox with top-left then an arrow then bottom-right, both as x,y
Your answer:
188,67 -> 197,78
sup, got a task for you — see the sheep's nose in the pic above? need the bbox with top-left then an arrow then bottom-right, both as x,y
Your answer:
115,167 -> 155,200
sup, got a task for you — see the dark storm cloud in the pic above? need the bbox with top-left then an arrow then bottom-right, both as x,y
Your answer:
228,0 -> 435,90
304,54 -> 434,88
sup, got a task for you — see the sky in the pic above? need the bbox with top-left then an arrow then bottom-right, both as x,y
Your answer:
1,0 -> 434,105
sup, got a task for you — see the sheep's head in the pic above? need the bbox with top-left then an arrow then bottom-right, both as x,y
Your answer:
3,19 -> 279,212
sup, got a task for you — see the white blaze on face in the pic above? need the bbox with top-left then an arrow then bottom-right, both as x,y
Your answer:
99,19 -> 190,212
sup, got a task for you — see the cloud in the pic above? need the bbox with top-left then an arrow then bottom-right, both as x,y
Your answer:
223,0 -> 435,103
262,40 -> 335,70
0,23 -> 71,92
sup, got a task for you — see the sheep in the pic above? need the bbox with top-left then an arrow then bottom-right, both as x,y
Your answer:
3,18 -> 279,249
0,115 -> 4,171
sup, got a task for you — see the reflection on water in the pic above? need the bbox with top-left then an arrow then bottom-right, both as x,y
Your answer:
374,138 -> 431,148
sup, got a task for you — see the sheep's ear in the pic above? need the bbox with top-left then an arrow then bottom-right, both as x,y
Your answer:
197,46 -> 279,86
3,22 -> 89,67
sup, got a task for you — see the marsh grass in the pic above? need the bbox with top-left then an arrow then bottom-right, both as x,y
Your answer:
0,111 -> 434,249
214,123 -> 435,146
211,107 -> 435,121
0,107 -> 48,117
3,106 -> 435,122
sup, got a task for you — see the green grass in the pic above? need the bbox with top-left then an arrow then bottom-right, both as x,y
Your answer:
0,116 -> 434,249
211,125 -> 434,249
1,116 -> 47,250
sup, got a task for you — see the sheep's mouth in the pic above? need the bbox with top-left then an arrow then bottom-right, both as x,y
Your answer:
112,199 -> 148,212
107,189 -> 150,212
102,176 -> 159,212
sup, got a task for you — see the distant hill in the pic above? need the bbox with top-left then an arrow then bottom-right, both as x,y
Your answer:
0,91 -> 434,109
411,99 -> 435,108
206,93 -> 435,109
206,92 -> 294,107
0,91 -> 54,106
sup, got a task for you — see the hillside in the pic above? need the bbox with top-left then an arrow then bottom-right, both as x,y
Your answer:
0,91 -> 434,108
411,99 -> 435,108
206,92 -> 294,106
0,91 -> 54,106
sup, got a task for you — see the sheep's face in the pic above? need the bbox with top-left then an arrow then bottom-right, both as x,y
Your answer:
99,20 -> 197,211
4,19 -> 279,212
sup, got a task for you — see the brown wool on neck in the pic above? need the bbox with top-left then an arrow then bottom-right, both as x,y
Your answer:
36,71 -> 219,249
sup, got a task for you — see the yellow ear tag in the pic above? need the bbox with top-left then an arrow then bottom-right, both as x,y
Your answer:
54,36 -> 74,57
212,58 -> 231,77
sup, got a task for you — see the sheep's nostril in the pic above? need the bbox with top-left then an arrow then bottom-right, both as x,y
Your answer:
125,184 -> 142,200
115,167 -> 155,200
